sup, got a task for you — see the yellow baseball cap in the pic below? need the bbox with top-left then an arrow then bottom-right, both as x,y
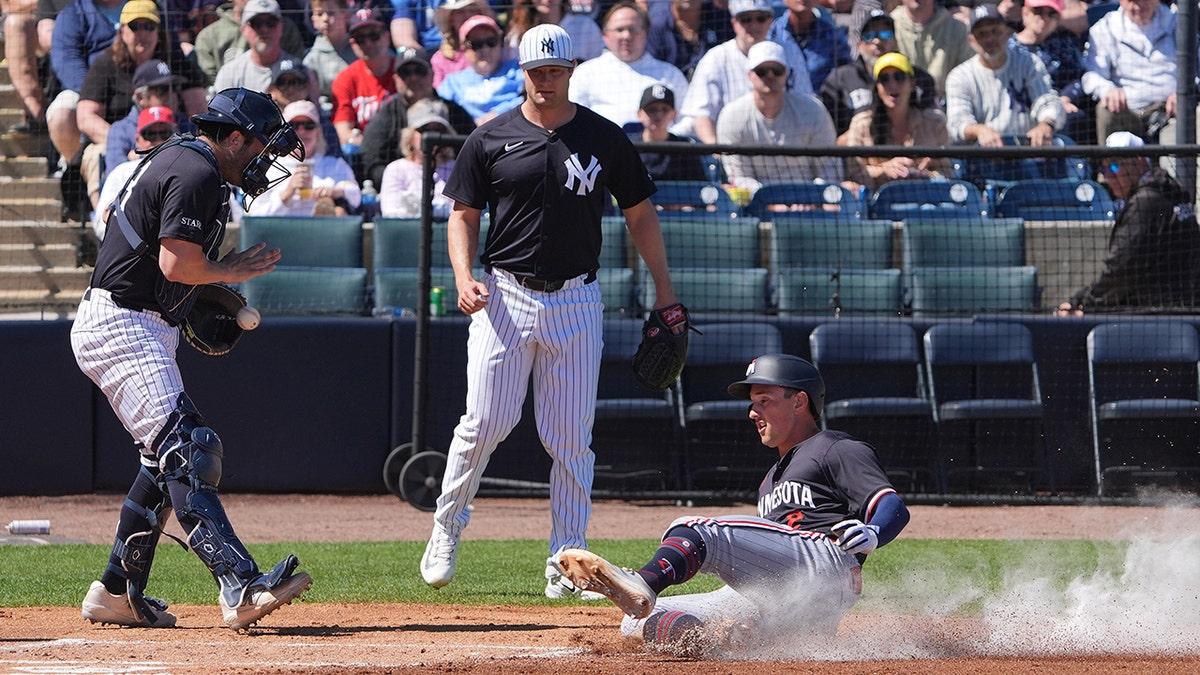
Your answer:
121,0 -> 161,26
873,51 -> 915,80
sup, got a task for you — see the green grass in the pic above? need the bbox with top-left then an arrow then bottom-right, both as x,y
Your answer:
0,539 -> 1127,612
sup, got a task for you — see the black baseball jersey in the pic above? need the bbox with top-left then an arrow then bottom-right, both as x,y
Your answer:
757,429 -> 896,534
91,139 -> 231,323
443,104 -> 656,280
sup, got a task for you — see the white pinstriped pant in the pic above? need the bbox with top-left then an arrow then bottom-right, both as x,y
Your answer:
434,268 -> 603,557
70,288 -> 184,464
623,514 -> 862,639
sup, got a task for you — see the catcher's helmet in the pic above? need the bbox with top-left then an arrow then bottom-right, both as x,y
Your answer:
727,354 -> 825,418
191,88 -> 304,199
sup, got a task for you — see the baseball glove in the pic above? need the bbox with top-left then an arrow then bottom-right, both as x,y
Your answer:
632,303 -> 691,391
181,283 -> 246,357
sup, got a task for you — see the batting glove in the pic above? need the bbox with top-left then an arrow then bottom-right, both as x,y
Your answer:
831,519 -> 880,555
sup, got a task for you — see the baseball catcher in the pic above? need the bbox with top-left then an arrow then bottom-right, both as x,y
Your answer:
72,88 -> 311,630
554,354 -> 910,657
632,302 -> 692,391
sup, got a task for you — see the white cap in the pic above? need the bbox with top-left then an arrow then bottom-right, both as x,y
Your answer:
746,40 -> 787,72
728,0 -> 772,16
1105,131 -> 1145,148
519,23 -> 574,70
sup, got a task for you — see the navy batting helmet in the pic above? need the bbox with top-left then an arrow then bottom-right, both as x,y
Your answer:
727,354 -> 825,419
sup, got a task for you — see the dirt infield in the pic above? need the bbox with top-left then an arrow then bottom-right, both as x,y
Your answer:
3,495 -> 1200,674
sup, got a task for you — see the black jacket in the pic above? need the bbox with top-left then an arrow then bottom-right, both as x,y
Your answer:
1070,168 -> 1200,312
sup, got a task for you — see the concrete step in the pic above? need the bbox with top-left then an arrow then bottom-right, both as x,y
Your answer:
0,242 -> 77,267
0,107 -> 25,129
0,155 -> 51,179
0,221 -> 91,247
0,129 -> 52,159
0,288 -> 82,316
0,197 -> 65,221
0,264 -> 91,292
0,175 -> 58,200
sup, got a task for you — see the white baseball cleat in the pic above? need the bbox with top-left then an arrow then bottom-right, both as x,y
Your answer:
220,572 -> 311,630
544,559 -> 605,600
555,549 -> 656,619
82,581 -> 177,628
421,527 -> 459,588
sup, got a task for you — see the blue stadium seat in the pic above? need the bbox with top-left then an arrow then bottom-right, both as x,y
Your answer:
993,179 -> 1115,221
658,218 -> 762,268
901,218 -> 1026,269
240,216 -> 363,267
241,266 -> 368,315
909,266 -> 1039,316
775,268 -> 903,316
1087,320 -> 1200,496
650,180 -> 740,220
678,321 -> 784,492
597,267 -> 636,315
373,267 -> 459,315
743,182 -> 861,220
868,180 -> 985,221
769,216 -> 894,269
810,320 -> 938,492
639,266 -> 771,314
592,318 -> 684,492
923,321 -> 1052,493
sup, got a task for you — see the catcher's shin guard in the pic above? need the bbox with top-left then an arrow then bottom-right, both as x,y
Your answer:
100,462 -> 176,625
154,394 -> 263,609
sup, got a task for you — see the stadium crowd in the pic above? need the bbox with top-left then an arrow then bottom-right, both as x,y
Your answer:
0,0 -> 1190,224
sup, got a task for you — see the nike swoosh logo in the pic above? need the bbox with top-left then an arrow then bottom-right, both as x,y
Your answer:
504,142 -> 524,151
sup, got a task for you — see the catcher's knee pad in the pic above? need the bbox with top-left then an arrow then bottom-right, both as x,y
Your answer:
155,393 -> 224,491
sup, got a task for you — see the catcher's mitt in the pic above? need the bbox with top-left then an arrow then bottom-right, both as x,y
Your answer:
182,283 -> 246,357
632,303 -> 691,391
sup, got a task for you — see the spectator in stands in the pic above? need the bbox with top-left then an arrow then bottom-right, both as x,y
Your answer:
844,51 -> 950,191
506,0 -> 603,64
47,0 -> 125,169
304,0 -> 357,106
3,0 -> 48,135
629,84 -> 707,182
91,105 -> 179,241
820,9 -> 938,138
1082,0 -> 1178,146
361,48 -> 476,186
105,59 -> 194,166
332,6 -> 399,156
267,59 -> 343,160
436,15 -> 524,126
1011,0 -> 1091,144
654,0 -> 730,78
79,3 -> 208,212
213,0 -> 316,98
890,0 -> 973,97
769,0 -> 852,91
946,4 -> 1064,148
569,2 -> 689,129
392,0 -> 472,53
680,0 -> 810,145
249,100 -> 362,216
194,0 -> 307,84
432,0 -> 495,86
717,40 -> 841,193
380,98 -> 458,219
1059,132 -> 1200,315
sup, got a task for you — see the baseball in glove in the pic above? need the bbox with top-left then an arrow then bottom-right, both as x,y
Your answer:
632,302 -> 691,391
182,284 -> 247,357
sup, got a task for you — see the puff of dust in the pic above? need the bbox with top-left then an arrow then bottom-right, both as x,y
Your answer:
711,499 -> 1200,661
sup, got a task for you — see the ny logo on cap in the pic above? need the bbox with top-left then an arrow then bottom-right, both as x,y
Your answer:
540,36 -> 557,56
155,62 -> 171,77
650,84 -> 667,100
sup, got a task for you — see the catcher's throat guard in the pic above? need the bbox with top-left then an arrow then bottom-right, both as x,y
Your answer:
182,284 -> 247,357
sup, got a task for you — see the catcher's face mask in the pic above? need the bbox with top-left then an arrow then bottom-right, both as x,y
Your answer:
192,87 -> 306,207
